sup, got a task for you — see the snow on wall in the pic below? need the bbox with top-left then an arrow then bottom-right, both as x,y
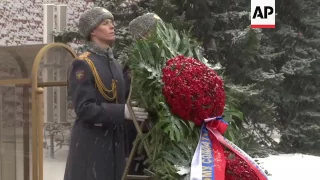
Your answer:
0,0 -> 95,127
0,0 -> 94,46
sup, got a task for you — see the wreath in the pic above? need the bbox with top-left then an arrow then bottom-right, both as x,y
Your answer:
127,19 -> 267,180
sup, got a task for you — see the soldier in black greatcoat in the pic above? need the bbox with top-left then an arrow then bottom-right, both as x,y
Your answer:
64,7 -> 148,180
121,13 -> 163,174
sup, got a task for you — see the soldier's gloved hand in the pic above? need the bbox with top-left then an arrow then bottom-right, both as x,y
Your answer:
132,107 -> 148,121
125,105 -> 149,121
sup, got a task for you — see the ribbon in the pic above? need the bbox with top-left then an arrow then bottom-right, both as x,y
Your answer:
190,117 -> 269,180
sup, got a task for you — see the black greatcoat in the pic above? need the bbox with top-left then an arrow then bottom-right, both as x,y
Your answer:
64,47 -> 130,180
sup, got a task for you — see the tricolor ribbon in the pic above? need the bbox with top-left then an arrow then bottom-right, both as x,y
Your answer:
190,117 -> 269,180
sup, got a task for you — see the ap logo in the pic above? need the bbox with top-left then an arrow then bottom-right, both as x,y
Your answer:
251,0 -> 275,28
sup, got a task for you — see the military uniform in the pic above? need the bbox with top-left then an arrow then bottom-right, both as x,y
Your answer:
64,45 -> 130,180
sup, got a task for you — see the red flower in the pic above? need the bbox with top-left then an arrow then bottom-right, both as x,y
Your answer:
224,149 -> 260,180
162,55 -> 261,179
162,55 -> 226,126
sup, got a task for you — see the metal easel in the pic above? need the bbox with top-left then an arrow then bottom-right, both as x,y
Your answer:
121,77 -> 155,180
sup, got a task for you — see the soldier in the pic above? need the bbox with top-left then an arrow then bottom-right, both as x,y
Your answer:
128,13 -> 162,40
122,12 -> 163,174
64,7 -> 148,180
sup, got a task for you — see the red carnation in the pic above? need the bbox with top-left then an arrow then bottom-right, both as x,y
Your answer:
224,149 -> 260,180
162,55 -> 225,126
162,55 -> 261,179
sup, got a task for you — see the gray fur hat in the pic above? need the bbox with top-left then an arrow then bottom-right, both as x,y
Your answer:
78,7 -> 114,40
129,13 -> 162,40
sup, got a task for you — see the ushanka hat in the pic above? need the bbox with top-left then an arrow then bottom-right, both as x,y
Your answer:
129,13 -> 162,40
78,7 -> 114,40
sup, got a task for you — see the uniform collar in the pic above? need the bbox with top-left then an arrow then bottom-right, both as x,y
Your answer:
86,41 -> 114,59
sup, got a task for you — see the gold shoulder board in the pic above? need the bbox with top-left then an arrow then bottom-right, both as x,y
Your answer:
78,52 -> 91,60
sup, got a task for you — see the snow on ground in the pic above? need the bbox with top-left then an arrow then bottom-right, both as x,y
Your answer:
2,128 -> 320,180
42,147 -> 320,180
257,154 -> 320,180
43,147 -> 69,180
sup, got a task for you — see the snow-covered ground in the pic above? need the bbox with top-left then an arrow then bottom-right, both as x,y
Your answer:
257,154 -> 320,180
43,147 -> 68,180
1,128 -> 320,180
42,148 -> 320,180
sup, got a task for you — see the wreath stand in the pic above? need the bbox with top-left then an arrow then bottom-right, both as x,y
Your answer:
121,79 -> 155,180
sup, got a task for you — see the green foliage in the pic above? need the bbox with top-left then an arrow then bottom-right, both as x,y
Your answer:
223,86 -> 244,142
275,0 -> 320,154
128,21 -> 244,179
147,0 -> 279,153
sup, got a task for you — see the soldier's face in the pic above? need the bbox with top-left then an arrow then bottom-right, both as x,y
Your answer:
91,19 -> 115,43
